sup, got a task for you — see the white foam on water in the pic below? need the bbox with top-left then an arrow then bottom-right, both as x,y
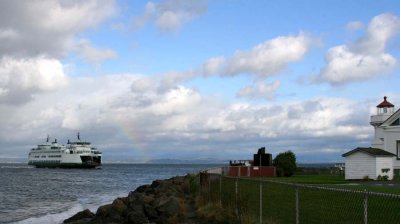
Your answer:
11,192 -> 127,224
0,165 -> 33,169
11,203 -> 87,224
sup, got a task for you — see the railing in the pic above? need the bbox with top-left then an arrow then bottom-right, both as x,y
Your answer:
200,167 -> 400,224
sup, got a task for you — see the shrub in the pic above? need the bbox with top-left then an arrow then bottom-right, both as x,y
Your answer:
189,174 -> 200,195
363,175 -> 372,181
196,202 -> 236,224
273,151 -> 296,177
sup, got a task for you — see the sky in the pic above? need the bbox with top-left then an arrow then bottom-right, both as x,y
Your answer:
0,0 -> 400,163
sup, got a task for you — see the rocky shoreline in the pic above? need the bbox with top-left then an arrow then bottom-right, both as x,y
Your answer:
64,174 -> 200,224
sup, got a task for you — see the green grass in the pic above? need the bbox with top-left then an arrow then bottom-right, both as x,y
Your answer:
202,174 -> 400,224
267,174 -> 347,184
267,174 -> 400,194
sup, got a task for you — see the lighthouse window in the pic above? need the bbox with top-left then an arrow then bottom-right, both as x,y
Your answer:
383,108 -> 387,113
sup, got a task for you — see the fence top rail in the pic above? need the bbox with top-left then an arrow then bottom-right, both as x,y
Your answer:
202,167 -> 400,199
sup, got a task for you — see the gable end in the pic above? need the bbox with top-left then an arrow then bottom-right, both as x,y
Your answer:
381,108 -> 400,127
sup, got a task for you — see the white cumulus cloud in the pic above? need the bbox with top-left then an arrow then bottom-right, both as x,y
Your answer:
346,21 -> 364,31
223,33 -> 313,78
0,0 -> 116,59
75,39 -> 117,64
317,13 -> 400,85
133,0 -> 207,32
237,80 -> 281,100
0,72 -> 378,160
0,56 -> 68,105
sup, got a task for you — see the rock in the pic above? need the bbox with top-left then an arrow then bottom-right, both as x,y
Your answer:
142,194 -> 155,204
63,175 -> 198,224
156,196 -> 181,217
143,203 -> 158,220
95,204 -> 113,218
63,209 -> 94,224
111,198 -> 128,216
127,209 -> 149,224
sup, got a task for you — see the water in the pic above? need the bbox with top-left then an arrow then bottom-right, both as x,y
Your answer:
0,163 -> 213,224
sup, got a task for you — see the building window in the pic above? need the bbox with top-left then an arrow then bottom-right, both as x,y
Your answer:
391,118 -> 400,126
398,141 -> 400,160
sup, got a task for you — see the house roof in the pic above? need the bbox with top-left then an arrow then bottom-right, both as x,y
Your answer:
377,96 -> 394,108
342,147 -> 396,157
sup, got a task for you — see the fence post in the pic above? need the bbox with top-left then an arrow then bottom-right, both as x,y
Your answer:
259,180 -> 262,224
364,189 -> 368,224
219,174 -> 222,206
296,187 -> 299,224
235,177 -> 239,219
208,173 -> 211,203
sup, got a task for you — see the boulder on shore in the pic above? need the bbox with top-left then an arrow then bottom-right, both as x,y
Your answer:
63,174 -> 195,224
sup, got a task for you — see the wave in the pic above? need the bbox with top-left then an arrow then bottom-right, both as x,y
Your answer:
11,193 -> 126,224
0,165 -> 33,169
11,203 -> 89,224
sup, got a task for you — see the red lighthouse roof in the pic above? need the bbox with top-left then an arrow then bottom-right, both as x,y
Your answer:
377,96 -> 394,108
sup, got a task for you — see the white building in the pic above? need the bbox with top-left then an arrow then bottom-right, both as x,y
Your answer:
343,96 -> 400,180
342,147 -> 394,180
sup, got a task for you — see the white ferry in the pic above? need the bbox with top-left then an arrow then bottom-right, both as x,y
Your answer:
28,133 -> 102,168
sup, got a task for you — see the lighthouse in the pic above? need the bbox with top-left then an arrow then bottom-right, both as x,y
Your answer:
343,96 -> 400,180
370,96 -> 395,149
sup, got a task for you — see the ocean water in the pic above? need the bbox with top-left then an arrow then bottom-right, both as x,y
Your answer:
0,163 -> 214,224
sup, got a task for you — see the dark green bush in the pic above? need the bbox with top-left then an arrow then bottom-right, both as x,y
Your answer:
274,151 -> 297,177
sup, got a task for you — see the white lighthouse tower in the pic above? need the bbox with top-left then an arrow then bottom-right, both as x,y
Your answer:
370,96 -> 395,149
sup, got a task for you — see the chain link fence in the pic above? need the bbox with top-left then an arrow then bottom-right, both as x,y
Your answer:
199,167 -> 400,224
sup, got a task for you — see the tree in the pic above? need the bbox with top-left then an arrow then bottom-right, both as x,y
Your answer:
273,151 -> 297,177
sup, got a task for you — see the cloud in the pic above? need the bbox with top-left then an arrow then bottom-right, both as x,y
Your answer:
0,56 -> 68,105
160,33 -> 313,87
75,39 -> 117,64
346,21 -> 364,31
351,13 -> 400,55
133,0 -> 207,32
237,80 -> 281,100
156,33 -> 313,100
0,0 -> 116,58
223,33 -> 313,78
317,46 -> 396,85
0,1 -> 117,104
0,72 -> 375,161
317,13 -> 400,85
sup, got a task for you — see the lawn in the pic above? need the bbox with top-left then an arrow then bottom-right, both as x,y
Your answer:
267,174 -> 400,194
267,174 -> 347,184
203,173 -> 400,224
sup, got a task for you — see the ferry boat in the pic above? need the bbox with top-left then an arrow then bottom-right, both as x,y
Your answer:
28,133 -> 102,168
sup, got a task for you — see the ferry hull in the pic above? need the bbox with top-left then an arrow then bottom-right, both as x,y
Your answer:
29,161 -> 101,168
